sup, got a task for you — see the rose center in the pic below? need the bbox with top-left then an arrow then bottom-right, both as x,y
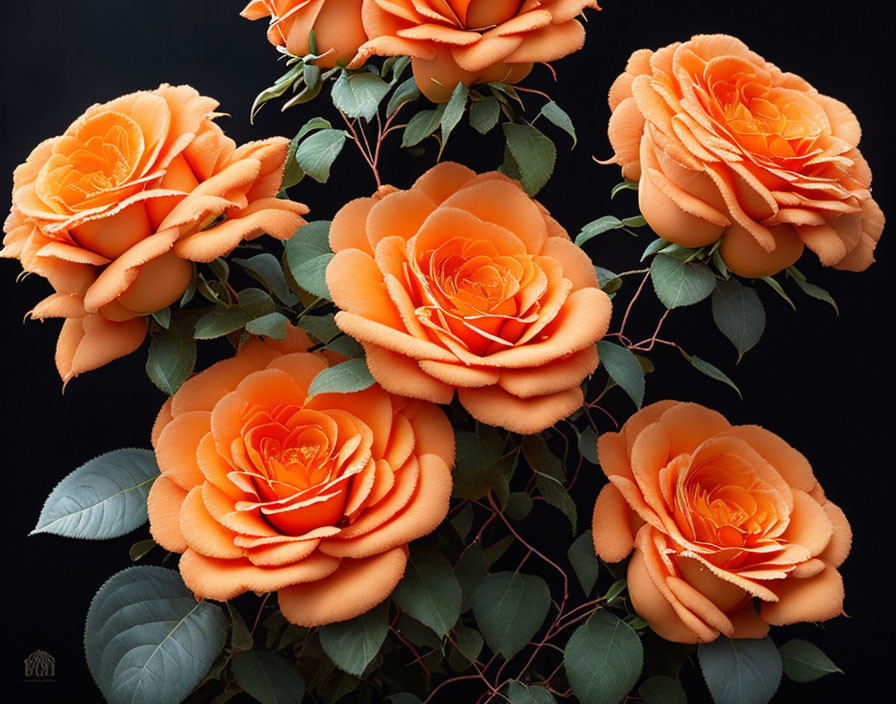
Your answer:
35,110 -> 145,215
228,404 -> 374,536
697,62 -> 828,165
675,456 -> 779,549
410,236 -> 549,355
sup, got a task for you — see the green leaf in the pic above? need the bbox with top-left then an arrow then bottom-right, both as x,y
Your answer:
281,78 -> 325,111
622,215 -> 648,228
151,306 -> 170,329
385,695 -> 421,704
231,650 -> 305,704
146,315 -> 197,395
319,602 -> 389,677
650,254 -> 717,308
284,220 -> 334,300
523,435 -> 577,534
639,676 -> 687,704
698,636 -> 782,704
472,572 -> 550,659
567,530 -> 599,596
282,135 -> 305,190
611,180 -> 639,198
641,238 -> 673,261
383,55 -> 411,80
507,681 -> 558,704
387,77 -> 421,116
303,63 -> 321,92
85,566 -> 229,704
450,503 -> 474,541
228,603 -> 254,651
402,105 -> 447,147
597,340 -> 645,408
234,253 -> 301,306
194,289 -> 276,339
295,129 -> 346,183
441,82 -> 469,147
129,538 -> 156,562
680,349 -> 742,399
760,276 -> 796,310
246,312 -> 290,341
604,578 -> 627,604
32,449 -> 158,539
453,623 -> 484,665
540,101 -> 576,147
470,97 -> 501,134
712,249 -> 731,279
307,357 -> 376,397
298,313 -> 340,344
456,544 -> 488,613
451,427 -> 505,500
779,639 -> 842,683
502,122 -> 556,196
332,71 -> 391,121
786,266 -> 839,314
251,64 -> 304,122
296,117 -> 333,142
396,613 -> 441,651
576,216 -> 624,247
712,278 -> 766,360
324,335 -> 365,358
505,491 -> 533,521
578,426 -> 599,465
564,610 -> 643,704
392,548 -> 462,638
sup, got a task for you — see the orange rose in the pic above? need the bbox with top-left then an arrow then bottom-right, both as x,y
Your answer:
1,84 -> 308,381
349,1 -> 600,102
325,163 -> 612,435
592,401 -> 851,643
146,327 -> 455,626
241,0 -> 368,69
605,34 -> 884,277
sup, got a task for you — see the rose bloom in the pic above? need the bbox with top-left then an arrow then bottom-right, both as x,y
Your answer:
592,401 -> 851,643
349,1 -> 600,102
325,163 -> 612,435
605,34 -> 884,277
241,0 -> 368,68
1,84 -> 308,381
147,327 -> 455,626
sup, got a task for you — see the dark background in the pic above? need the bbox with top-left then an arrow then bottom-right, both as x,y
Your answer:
2,1 -> 892,702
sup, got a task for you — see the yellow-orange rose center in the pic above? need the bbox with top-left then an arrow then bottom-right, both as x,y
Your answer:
35,111 -> 146,215
230,404 -> 374,537
674,456 -> 781,554
693,59 -> 827,168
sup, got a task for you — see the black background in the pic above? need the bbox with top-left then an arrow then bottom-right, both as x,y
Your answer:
2,1 -> 893,702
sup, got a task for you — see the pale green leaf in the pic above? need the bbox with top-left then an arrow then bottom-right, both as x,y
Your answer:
33,449 -> 158,540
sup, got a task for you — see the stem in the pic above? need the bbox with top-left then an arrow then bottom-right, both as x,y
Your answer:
250,593 -> 272,636
339,112 -> 380,186
617,271 -> 650,340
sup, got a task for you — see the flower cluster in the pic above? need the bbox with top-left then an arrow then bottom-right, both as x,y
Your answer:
242,0 -> 600,101
2,85 -> 307,380
5,5 -> 885,704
